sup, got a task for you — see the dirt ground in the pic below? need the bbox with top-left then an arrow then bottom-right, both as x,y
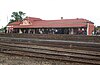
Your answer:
0,53 -> 90,65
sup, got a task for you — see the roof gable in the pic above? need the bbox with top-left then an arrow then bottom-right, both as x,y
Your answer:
20,20 -> 32,25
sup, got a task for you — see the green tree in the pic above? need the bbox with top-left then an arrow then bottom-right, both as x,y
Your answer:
9,11 -> 26,24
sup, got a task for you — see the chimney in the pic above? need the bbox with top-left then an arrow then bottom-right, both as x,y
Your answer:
76,18 -> 79,20
61,17 -> 63,19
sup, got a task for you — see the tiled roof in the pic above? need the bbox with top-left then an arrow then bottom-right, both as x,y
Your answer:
13,24 -> 86,28
7,21 -> 21,26
8,17 -> 94,28
24,17 -> 42,21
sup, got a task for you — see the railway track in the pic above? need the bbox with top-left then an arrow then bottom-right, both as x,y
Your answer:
0,37 -> 100,52
0,43 -> 100,64
0,37 -> 100,64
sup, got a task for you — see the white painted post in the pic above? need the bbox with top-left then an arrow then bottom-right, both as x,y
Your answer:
87,23 -> 89,35
19,29 -> 22,34
71,28 -> 74,34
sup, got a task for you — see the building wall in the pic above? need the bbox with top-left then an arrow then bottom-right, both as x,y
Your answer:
88,23 -> 94,35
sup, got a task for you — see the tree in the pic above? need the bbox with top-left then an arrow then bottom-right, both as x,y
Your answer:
9,11 -> 26,24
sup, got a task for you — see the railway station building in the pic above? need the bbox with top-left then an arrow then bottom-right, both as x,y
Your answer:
6,17 -> 94,35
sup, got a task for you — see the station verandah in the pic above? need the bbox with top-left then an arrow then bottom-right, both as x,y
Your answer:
9,27 -> 87,35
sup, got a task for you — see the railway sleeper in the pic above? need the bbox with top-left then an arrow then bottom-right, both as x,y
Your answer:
0,45 -> 100,61
0,43 -> 100,57
0,50 -> 100,65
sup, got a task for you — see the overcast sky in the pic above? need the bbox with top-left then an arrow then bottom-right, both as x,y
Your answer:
0,0 -> 100,28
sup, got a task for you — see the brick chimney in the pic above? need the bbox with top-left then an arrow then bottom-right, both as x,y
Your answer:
61,17 -> 63,19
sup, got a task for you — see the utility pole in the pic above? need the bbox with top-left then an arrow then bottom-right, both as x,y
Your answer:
7,16 -> 8,23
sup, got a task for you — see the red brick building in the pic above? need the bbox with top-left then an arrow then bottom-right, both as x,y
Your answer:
6,17 -> 94,35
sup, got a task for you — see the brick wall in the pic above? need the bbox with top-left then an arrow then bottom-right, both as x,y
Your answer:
88,23 -> 94,35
